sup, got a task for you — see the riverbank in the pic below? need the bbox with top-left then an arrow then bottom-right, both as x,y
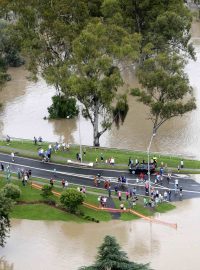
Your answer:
0,138 -> 200,172
0,175 -> 175,223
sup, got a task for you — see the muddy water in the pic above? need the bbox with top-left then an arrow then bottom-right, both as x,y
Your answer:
0,195 -> 200,270
0,23 -> 200,158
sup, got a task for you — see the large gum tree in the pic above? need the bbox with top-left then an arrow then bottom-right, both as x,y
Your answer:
0,0 -> 141,146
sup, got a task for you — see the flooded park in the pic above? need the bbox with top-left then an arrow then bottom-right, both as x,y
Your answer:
0,12 -> 200,270
0,23 -> 200,159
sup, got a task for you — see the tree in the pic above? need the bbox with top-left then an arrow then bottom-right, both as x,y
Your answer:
131,52 -> 196,133
2,183 -> 21,201
68,20 -> 140,146
0,191 -> 13,247
80,235 -> 151,270
117,0 -> 195,59
60,189 -> 84,213
0,0 -> 140,146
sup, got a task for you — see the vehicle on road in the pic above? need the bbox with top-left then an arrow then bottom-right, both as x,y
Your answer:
129,163 -> 155,175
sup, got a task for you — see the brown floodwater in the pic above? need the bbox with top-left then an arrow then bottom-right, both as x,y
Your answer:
0,187 -> 200,270
0,23 -> 200,159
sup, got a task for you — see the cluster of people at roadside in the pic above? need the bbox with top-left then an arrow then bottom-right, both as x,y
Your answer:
17,168 -> 32,186
37,139 -> 70,162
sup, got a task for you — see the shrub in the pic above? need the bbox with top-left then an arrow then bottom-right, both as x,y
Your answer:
60,189 -> 84,213
41,185 -> 53,200
2,184 -> 21,201
47,95 -> 78,119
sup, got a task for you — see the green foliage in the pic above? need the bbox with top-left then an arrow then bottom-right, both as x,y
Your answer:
41,185 -> 53,200
79,235 -> 151,270
132,52 -> 196,132
0,191 -> 13,247
2,183 -> 21,201
47,95 -> 78,119
60,189 -> 84,213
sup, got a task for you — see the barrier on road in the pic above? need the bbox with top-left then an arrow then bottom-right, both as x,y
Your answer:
31,182 -> 177,229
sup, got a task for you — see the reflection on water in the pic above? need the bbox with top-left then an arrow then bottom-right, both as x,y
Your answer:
0,23 -> 200,158
1,185 -> 200,270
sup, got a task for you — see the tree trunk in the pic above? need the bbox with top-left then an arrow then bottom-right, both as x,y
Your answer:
93,102 -> 100,147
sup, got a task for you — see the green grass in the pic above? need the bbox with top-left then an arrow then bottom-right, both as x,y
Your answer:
0,175 -> 176,223
11,204 -> 84,222
0,139 -> 200,170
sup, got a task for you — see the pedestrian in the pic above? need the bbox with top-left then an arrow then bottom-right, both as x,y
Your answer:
1,163 -> 4,171
128,157 -> 131,166
179,186 -> 183,199
100,154 -> 104,163
143,197 -> 147,207
168,189 -> 172,201
164,191 -> 168,201
177,165 -> 180,172
76,153 -> 79,161
108,186 -> 111,197
11,152 -> 15,162
28,169 -> 32,179
62,179 -> 65,188
180,160 -> 184,169
53,168 -> 57,177
64,180 -> 69,188
33,136 -> 37,145
24,174 -> 28,185
50,178 -> 54,187
118,191 -> 122,201
82,186 -> 86,193
126,191 -> 129,200
114,185 -> 118,195
17,168 -> 21,179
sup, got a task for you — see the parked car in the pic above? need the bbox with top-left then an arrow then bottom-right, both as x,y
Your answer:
129,163 -> 155,174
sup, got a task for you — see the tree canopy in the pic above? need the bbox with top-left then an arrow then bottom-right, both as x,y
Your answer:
0,0 -> 196,145
131,52 -> 196,133
80,235 -> 151,270
0,191 -> 13,247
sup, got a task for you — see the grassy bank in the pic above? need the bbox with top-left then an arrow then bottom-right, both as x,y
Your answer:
0,138 -> 199,171
0,175 -> 176,222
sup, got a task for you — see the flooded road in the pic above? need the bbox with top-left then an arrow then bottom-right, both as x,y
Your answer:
0,196 -> 200,270
0,23 -> 200,158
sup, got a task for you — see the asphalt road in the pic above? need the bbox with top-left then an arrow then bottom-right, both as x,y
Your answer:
0,152 -> 200,201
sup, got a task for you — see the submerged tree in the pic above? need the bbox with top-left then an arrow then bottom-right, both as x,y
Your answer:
80,235 -> 151,270
131,52 -> 196,133
68,20 -> 140,146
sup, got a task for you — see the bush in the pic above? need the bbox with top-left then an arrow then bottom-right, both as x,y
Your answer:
41,185 -> 53,200
2,184 -> 21,201
60,189 -> 84,213
47,95 -> 78,119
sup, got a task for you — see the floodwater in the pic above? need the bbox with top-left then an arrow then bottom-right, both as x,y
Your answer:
0,24 -> 200,158
0,195 -> 200,270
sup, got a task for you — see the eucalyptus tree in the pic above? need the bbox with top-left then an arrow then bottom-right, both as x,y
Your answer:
0,0 -> 141,146
131,52 -> 196,133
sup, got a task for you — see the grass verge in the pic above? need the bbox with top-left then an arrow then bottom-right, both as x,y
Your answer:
0,139 -> 199,171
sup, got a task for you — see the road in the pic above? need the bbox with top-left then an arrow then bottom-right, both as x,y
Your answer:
0,152 -> 200,201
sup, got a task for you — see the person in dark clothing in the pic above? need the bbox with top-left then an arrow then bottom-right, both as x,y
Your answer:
1,163 -> 4,171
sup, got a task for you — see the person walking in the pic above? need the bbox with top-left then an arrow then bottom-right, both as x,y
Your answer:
11,152 -> 15,162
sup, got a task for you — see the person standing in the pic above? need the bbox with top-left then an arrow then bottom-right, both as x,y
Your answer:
11,152 -> 15,162
108,186 -> 111,197
118,191 -> 122,201
180,160 -> 184,169
1,163 -> 4,171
